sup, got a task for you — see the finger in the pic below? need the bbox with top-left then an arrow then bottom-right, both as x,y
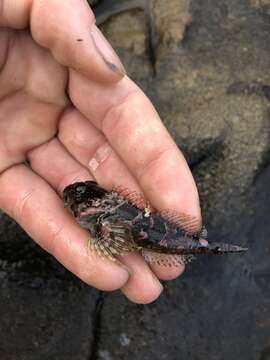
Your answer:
151,262 -> 186,281
0,0 -> 125,81
0,89 -> 66,175
58,109 -> 185,280
0,165 -> 130,291
27,137 -> 92,195
69,73 -> 201,220
28,138 -> 165,303
58,108 -> 141,192
120,253 -> 163,304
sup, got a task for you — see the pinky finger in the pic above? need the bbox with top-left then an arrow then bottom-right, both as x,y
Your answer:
0,165 -> 130,291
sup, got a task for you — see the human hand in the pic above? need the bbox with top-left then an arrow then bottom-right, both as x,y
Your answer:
0,0 -> 201,303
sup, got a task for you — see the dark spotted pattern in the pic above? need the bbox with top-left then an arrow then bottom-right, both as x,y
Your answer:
63,181 -> 248,263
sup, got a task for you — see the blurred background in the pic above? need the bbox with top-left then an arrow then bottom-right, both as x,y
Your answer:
0,0 -> 270,359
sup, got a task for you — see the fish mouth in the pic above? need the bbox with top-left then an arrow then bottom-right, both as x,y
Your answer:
63,197 -> 70,208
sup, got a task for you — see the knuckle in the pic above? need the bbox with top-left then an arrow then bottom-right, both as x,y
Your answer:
101,90 -> 142,134
45,219 -> 65,256
11,187 -> 34,220
138,146 -> 176,181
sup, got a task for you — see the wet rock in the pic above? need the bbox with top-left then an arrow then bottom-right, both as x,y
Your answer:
94,164 -> 270,359
260,346 -> 270,360
250,0 -> 270,16
0,213 -> 99,360
92,0 -> 270,359
148,0 -> 192,62
1,0 -> 270,359
88,0 -> 100,7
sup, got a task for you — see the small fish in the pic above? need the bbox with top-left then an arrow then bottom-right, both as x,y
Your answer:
63,181 -> 248,267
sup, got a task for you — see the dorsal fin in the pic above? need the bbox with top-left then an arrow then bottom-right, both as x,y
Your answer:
160,209 -> 202,235
112,186 -> 150,210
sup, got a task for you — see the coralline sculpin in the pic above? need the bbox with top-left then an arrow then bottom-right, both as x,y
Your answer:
63,181 -> 248,266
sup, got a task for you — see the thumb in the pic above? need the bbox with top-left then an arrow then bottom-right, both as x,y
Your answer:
0,0 -> 126,82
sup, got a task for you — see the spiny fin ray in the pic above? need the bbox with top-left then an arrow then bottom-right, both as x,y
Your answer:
113,186 -> 149,210
141,249 -> 195,267
88,220 -> 137,261
160,209 -> 202,235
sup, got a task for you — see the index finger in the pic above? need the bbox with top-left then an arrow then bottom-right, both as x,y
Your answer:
69,72 -> 201,220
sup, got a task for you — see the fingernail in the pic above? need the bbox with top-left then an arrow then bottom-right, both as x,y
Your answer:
91,25 -> 126,77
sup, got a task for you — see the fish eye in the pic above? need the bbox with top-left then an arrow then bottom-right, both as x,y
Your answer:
76,185 -> 86,195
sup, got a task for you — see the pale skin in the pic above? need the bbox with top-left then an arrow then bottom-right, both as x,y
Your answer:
0,0 -> 201,304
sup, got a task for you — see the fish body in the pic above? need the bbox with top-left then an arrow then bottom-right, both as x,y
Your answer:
63,181 -> 248,265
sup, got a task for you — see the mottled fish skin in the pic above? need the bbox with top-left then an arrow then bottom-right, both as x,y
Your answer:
63,181 -> 248,263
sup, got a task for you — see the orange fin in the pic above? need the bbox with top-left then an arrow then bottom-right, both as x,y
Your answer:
87,220 -> 138,262
141,249 -> 189,267
160,209 -> 202,235
113,186 -> 149,210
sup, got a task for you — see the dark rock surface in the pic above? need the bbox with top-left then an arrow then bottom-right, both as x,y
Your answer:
1,0 -> 270,359
94,160 -> 270,360
0,213 -> 100,360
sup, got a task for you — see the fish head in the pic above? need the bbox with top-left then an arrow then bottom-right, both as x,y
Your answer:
63,181 -> 108,213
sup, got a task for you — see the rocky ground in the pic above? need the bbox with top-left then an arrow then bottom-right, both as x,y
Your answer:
1,0 -> 270,359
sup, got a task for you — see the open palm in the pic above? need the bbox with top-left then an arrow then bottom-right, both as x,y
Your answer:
0,0 -> 201,303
